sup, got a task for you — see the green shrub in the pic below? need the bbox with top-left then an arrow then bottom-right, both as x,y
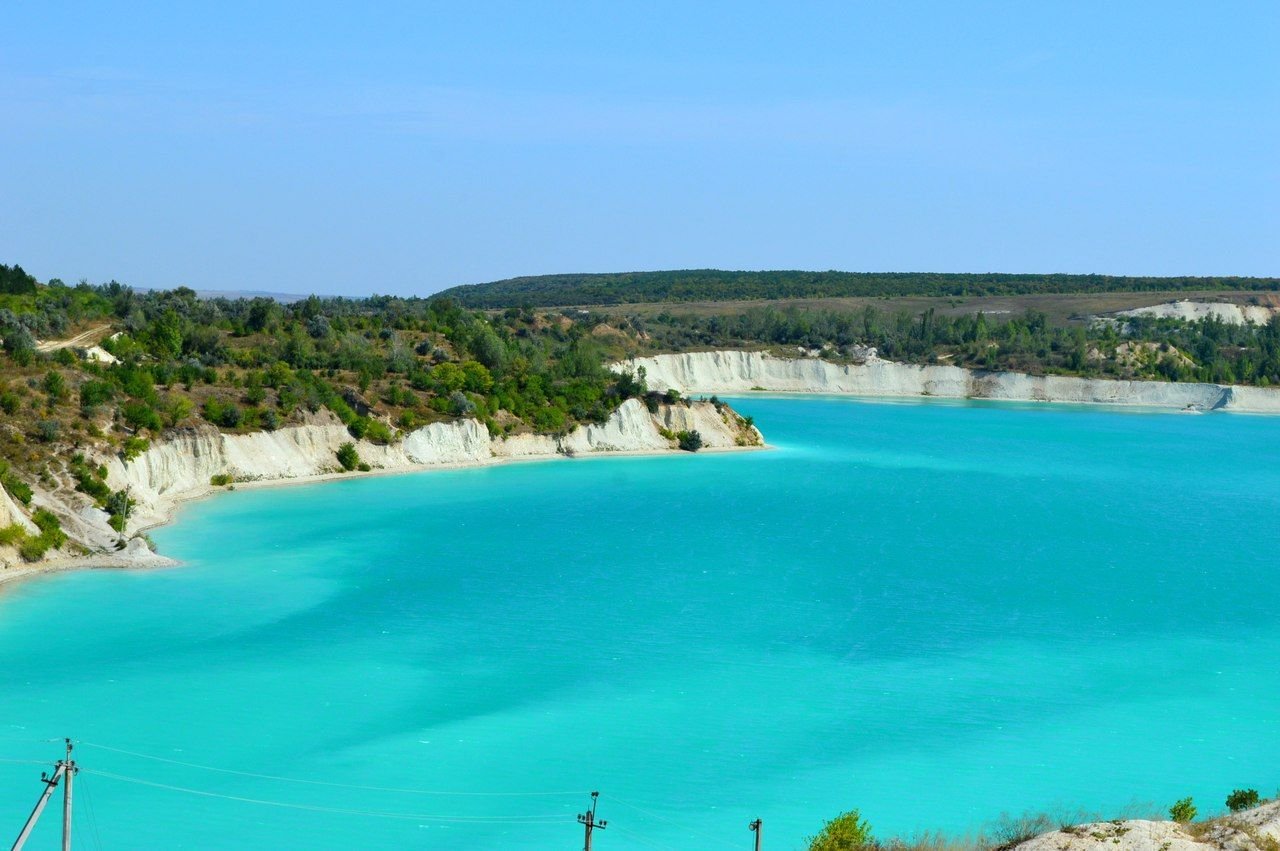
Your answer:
163,395 -> 193,426
357,462 -> 371,472
807,810 -> 873,851
1170,798 -> 1197,823
1226,789 -> 1259,813
43,370 -> 67,404
17,509 -> 67,561
18,537 -> 48,561
122,400 -> 163,431
218,404 -> 243,428
104,490 -> 134,532
0,524 -> 27,546
121,436 -> 150,461
336,442 -> 360,471
79,379 -> 114,409
209,473 -> 234,486
202,398 -> 224,425
36,419 -> 61,443
364,419 -> 394,444
32,508 -> 64,538
71,457 -> 111,503
676,429 -> 703,452
0,462 -> 33,505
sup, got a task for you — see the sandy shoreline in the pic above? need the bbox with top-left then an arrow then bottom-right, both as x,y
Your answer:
0,442 -> 770,593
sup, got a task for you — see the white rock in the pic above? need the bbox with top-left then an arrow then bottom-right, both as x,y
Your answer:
1014,802 -> 1280,851
617,350 -> 1280,413
1117,300 -> 1278,326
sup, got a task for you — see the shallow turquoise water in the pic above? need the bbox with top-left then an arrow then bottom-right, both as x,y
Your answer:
2,397 -> 1278,849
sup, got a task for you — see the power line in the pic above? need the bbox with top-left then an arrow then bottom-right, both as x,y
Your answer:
77,771 -> 106,851
78,742 -> 588,797
608,824 -> 683,851
604,794 -> 740,849
82,768 -> 575,824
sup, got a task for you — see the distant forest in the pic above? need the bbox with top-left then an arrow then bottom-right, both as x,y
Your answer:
437,270 -> 1280,308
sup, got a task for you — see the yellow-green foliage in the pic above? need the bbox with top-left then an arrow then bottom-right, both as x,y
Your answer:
0,461 -> 33,505
1170,798 -> 1197,823
0,524 -> 26,546
808,810 -> 874,851
9,508 -> 69,562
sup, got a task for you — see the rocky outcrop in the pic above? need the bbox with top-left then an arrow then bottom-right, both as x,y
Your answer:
1117,300 -> 1279,326
13,398 -> 759,562
1013,801 -> 1280,851
617,350 -> 1280,413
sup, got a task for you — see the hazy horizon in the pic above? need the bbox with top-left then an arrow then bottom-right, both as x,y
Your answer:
4,2 -> 1277,296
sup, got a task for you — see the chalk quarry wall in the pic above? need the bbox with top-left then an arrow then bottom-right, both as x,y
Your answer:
90,399 -> 760,546
616,350 -> 1280,413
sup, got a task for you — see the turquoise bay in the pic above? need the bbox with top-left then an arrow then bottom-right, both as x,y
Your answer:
2,397 -> 1279,849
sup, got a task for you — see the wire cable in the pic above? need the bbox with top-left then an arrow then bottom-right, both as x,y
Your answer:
78,771 -> 107,851
79,741 -> 589,798
604,794 -> 740,849
83,768 -> 576,824
608,824 -> 683,851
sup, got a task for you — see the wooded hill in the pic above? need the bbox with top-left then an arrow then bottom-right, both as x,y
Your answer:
437,270 -> 1280,308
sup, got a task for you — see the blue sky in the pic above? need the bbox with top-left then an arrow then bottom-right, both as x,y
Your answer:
3,1 -> 1277,296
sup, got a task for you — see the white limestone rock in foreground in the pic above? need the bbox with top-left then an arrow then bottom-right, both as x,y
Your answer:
1013,801 -> 1280,851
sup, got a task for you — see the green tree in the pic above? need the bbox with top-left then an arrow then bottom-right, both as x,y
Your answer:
1226,789 -> 1259,813
79,379 -> 114,410
676,430 -> 703,452
43,370 -> 67,404
807,810 -> 873,851
1169,798 -> 1197,823
336,442 -> 360,471
122,400 -> 163,431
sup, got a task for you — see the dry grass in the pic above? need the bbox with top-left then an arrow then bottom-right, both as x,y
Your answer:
589,290 -> 1267,327
872,802 -> 1168,851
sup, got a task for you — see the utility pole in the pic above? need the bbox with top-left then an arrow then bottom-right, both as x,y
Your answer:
10,766 -> 63,851
118,484 -> 131,548
749,818 -> 763,851
577,791 -> 606,851
61,739 -> 76,851
10,740 -> 77,851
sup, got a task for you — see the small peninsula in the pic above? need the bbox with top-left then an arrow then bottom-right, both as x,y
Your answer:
0,265 -> 761,582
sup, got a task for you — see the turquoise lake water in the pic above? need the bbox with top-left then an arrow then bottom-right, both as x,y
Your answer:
2,396 -> 1279,849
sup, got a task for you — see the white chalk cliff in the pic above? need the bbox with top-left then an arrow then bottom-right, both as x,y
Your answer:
616,350 -> 1280,413
55,398 -> 759,554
